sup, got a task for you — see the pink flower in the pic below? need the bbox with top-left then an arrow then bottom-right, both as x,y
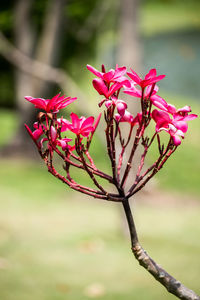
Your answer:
127,68 -> 165,89
25,93 -> 76,113
87,64 -> 130,87
49,126 -> 72,150
62,113 -> 96,137
101,96 -> 127,117
115,111 -> 142,127
24,122 -> 44,148
92,78 -> 123,99
152,109 -> 192,146
124,82 -> 168,111
171,106 -> 198,122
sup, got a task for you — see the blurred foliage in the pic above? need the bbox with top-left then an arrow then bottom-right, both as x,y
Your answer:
1,0 -> 200,107
141,0 -> 200,36
0,0 -> 101,107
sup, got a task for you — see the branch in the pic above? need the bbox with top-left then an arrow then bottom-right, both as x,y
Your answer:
122,200 -> 200,300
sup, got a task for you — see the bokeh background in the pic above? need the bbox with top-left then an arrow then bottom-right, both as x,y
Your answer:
0,0 -> 200,299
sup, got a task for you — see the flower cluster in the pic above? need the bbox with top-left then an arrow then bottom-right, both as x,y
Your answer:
25,64 -> 197,201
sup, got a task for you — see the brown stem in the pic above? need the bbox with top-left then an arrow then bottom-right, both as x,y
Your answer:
122,200 -> 200,300
120,125 -> 143,188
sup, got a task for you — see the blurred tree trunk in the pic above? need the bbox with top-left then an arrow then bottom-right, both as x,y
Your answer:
117,0 -> 141,71
116,0 -> 142,234
117,0 -> 142,185
1,0 -> 66,157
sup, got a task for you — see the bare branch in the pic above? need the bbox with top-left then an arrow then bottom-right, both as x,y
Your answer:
123,200 -> 200,300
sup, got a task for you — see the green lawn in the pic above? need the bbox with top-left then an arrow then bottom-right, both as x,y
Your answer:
0,158 -> 199,300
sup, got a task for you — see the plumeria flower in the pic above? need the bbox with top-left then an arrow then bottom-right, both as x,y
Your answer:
124,82 -> 168,111
166,105 -> 198,122
98,96 -> 127,117
127,68 -> 165,89
115,111 -> 142,127
48,126 -> 72,150
87,64 -> 130,87
152,109 -> 191,146
61,113 -> 96,137
24,122 -> 45,148
40,126 -> 72,151
25,93 -> 76,113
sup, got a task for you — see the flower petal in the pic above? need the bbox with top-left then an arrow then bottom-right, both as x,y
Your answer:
87,64 -> 103,78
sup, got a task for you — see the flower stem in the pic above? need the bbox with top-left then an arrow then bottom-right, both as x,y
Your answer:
122,199 -> 200,300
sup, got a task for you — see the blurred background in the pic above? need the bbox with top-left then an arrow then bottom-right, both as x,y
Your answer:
0,0 -> 200,299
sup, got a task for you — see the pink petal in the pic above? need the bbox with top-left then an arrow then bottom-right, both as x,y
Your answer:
108,82 -> 122,97
127,69 -> 141,84
115,110 -> 134,123
177,106 -> 191,113
103,70 -> 115,82
92,78 -> 109,97
46,93 -> 60,112
167,104 -> 176,114
116,102 -> 126,116
145,68 -> 157,80
70,112 -> 80,129
173,121 -> 188,133
152,74 -> 166,83
172,135 -> 182,146
105,100 -> 112,108
80,126 -> 94,137
151,95 -> 168,111
57,97 -> 77,110
183,114 -> 198,121
33,129 -> 43,140
81,116 -> 94,129
176,130 -> 185,138
124,86 -> 141,98
25,96 -> 47,110
152,109 -> 171,124
87,64 -> 102,78
114,66 -> 127,78
58,118 -> 71,132
50,126 -> 57,142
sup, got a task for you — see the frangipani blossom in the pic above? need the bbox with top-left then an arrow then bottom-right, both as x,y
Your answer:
115,111 -> 142,127
152,109 -> 191,145
25,93 -> 76,113
127,68 -> 165,89
104,96 -> 127,117
62,113 -> 96,137
87,64 -> 130,87
24,122 -> 45,148
49,126 -> 72,150
171,105 -> 198,122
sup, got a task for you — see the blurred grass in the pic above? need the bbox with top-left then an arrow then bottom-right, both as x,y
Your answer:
0,170 -> 199,300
